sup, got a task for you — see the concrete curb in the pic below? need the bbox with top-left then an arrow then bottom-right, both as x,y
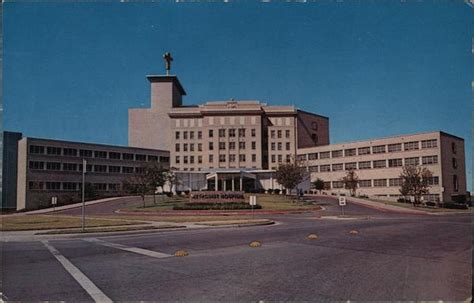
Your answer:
115,207 -> 321,216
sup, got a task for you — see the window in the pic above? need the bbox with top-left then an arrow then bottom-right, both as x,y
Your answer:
358,161 -> 371,169
190,156 -> 194,164
239,129 -> 246,137
148,155 -> 158,162
388,158 -> 403,167
373,160 -> 386,169
311,121 -> 318,130
277,143 -> 282,151
229,142 -> 236,150
453,175 -> 458,191
183,131 -> 188,140
344,149 -> 356,157
94,165 -> 107,173
198,143 -> 202,152
240,154 -> 246,162
405,157 -> 419,166
183,144 -> 188,152
422,155 -> 438,165
404,141 -> 419,151
29,161 -> 45,170
373,179 -> 387,187
29,145 -> 45,154
175,131 -> 180,139
239,142 -> 246,149
122,166 -> 134,174
219,142 -> 226,150
94,183 -> 107,191
332,150 -> 343,158
175,156 -> 180,164
451,142 -> 457,154
421,139 -> 437,149
198,131 -> 202,139
63,148 -> 77,157
229,154 -> 236,162
63,182 -> 77,191
277,130 -> 282,138
359,180 -> 372,188
332,163 -> 343,171
209,142 -> 214,150
63,163 -> 78,171
358,147 -> 370,155
47,147 -> 62,155
320,165 -> 331,172
389,178 -> 403,187
29,181 -> 44,190
208,129 -> 213,138
271,155 -> 276,163
109,152 -> 121,160
271,143 -> 276,151
323,182 -> 331,190
332,181 -> 344,189
198,156 -> 202,164
46,162 -> 61,170
271,130 -> 276,138
277,155 -> 282,163
46,182 -> 61,190
388,143 -> 402,153
286,142 -> 290,151
229,129 -> 236,137
183,156 -> 188,164
109,166 -> 121,173
175,144 -> 180,152
252,154 -> 257,162
285,130 -> 290,138
372,145 -> 386,154
80,149 -> 93,157
189,131 -> 194,140
308,153 -> 318,160
320,152 -> 330,159
209,154 -> 213,163
190,144 -> 194,152
252,142 -> 256,150
93,151 -> 106,159
452,158 -> 458,169
135,154 -> 146,161
345,162 -> 357,170
219,129 -> 225,138
309,166 -> 318,172
251,129 -> 256,137
219,155 -> 226,163
426,176 -> 439,185
109,184 -> 120,191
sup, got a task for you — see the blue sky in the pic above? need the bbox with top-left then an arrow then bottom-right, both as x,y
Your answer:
3,2 -> 472,190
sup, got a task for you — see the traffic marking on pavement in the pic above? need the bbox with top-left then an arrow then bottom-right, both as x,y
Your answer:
349,230 -> 359,235
41,240 -> 112,303
249,241 -> 262,247
174,250 -> 189,257
84,238 -> 173,259
307,234 -> 318,240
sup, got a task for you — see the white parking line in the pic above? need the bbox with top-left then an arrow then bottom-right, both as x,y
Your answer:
84,238 -> 173,259
41,240 -> 112,303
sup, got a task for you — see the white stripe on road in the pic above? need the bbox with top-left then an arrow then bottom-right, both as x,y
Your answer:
41,240 -> 112,303
84,238 -> 173,259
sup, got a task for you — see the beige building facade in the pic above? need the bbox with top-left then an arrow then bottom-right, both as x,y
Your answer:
297,131 -> 466,203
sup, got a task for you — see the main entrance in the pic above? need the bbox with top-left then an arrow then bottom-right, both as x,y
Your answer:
206,170 -> 257,192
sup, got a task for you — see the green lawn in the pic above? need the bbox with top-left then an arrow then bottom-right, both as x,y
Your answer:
126,193 -> 317,212
1,215 -> 142,231
102,215 -> 254,223
360,197 -> 472,213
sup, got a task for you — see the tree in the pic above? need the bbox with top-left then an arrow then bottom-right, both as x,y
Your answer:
122,168 -> 154,208
311,178 -> 325,194
164,168 -> 181,195
145,162 -> 167,204
342,169 -> 359,197
274,158 -> 308,196
399,165 -> 433,206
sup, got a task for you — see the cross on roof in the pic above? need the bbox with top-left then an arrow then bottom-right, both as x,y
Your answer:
163,52 -> 173,75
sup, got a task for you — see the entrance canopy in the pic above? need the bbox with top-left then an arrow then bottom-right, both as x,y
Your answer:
205,169 -> 258,191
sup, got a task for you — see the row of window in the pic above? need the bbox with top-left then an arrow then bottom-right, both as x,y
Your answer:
176,154 -> 258,164
323,176 -> 439,189
29,145 -> 167,162
270,154 -> 292,164
176,128 -> 257,140
176,141 -> 258,152
29,181 -> 121,191
29,161 -> 148,174
271,142 -> 292,151
299,139 -> 438,160
270,129 -> 291,139
307,156 -> 438,172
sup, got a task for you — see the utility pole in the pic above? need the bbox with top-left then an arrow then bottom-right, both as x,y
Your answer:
81,159 -> 86,232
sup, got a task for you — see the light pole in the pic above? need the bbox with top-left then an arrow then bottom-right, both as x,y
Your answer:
81,158 -> 86,232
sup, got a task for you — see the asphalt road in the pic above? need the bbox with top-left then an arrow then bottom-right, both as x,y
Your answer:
1,198 -> 472,301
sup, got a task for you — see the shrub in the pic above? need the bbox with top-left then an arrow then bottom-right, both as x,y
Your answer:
358,194 -> 368,199
184,190 -> 190,195
173,202 -> 262,210
443,203 -> 468,210
267,189 -> 274,194
258,188 -> 266,194
452,195 -> 467,204
166,192 -> 173,197
274,189 -> 281,195
397,198 -> 409,203
425,201 -> 437,207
